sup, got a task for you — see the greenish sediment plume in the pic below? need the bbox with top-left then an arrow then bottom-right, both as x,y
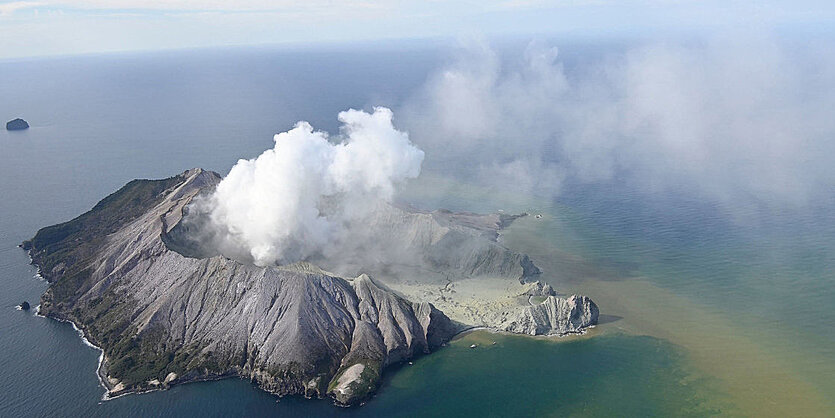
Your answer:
501,212 -> 834,417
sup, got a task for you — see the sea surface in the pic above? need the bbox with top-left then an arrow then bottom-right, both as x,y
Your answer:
1,43 -> 833,417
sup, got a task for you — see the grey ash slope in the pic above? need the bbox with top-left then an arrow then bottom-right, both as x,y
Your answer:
23,168 -> 597,406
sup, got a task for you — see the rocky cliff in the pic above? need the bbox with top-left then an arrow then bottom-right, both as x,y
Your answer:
499,294 -> 599,336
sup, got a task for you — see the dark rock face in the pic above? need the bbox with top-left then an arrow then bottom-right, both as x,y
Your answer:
6,118 -> 29,130
19,301 -> 30,310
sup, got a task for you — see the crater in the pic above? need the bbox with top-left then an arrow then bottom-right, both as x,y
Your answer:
162,204 -> 224,260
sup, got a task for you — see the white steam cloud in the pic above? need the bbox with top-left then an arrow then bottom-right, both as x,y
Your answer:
204,107 -> 423,266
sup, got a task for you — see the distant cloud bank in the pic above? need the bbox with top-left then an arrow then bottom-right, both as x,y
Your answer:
2,0 -> 833,59
401,35 -> 835,213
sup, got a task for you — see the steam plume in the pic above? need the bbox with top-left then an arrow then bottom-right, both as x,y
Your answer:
204,107 -> 423,266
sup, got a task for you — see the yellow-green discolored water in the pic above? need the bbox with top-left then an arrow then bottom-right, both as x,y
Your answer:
401,173 -> 835,417
498,203 -> 835,417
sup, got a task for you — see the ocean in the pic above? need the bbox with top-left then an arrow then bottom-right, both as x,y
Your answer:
1,42 -> 832,417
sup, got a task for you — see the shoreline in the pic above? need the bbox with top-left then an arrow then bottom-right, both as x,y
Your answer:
26,252 -> 119,400
452,324 -> 594,341
34,308 -> 113,399
25,251 -> 112,401
36,307 -> 201,401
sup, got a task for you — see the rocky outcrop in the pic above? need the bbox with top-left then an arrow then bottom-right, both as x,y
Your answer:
524,281 -> 556,297
500,295 -> 599,336
19,301 -> 30,310
6,118 -> 29,130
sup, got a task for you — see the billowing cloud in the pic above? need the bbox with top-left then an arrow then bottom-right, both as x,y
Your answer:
200,107 -> 424,266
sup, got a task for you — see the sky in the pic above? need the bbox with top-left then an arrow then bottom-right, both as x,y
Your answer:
1,0 -> 834,59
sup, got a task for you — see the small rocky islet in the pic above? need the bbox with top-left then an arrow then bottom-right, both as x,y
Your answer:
21,168 -> 598,406
6,118 -> 29,131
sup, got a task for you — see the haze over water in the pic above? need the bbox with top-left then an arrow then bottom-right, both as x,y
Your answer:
1,40 -> 833,416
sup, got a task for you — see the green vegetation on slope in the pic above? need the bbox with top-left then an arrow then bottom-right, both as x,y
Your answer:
23,175 -> 184,306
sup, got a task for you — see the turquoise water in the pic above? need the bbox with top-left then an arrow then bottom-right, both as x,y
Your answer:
362,332 -> 728,417
1,44 -> 833,416
0,331 -> 721,417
